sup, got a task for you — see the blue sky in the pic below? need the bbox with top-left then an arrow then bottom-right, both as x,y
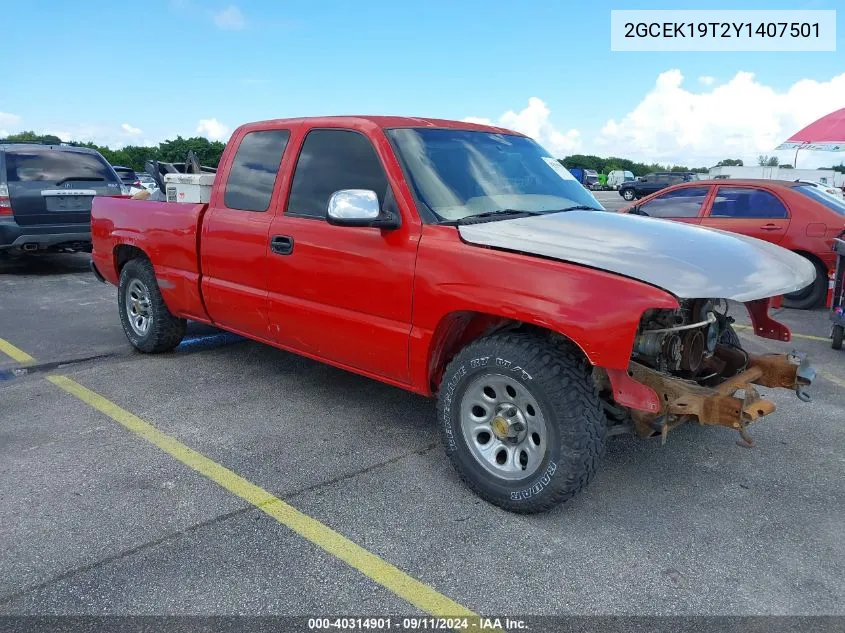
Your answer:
3,0 -> 843,166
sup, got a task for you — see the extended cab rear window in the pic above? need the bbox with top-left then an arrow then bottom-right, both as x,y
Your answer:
224,130 -> 290,212
5,149 -> 119,184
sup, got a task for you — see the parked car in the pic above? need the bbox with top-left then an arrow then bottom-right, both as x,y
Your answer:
796,179 -> 844,200
137,173 -> 158,192
0,142 -> 124,255
113,166 -> 140,188
619,179 -> 845,309
618,172 -> 699,201
113,166 -> 145,195
607,170 -> 635,190
90,116 -> 815,514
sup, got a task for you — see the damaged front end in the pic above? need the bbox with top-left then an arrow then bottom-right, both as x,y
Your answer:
598,298 -> 815,446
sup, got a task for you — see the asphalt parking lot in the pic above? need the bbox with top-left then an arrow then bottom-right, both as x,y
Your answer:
1,251 -> 843,623
594,190 -> 628,211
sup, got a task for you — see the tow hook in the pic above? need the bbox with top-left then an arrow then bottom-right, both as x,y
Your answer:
736,422 -> 755,449
790,351 -> 815,403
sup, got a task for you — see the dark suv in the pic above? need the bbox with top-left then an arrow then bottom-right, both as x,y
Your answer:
618,171 -> 699,201
0,143 -> 124,255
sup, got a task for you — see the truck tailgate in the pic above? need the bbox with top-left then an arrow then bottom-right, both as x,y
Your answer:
91,197 -> 209,321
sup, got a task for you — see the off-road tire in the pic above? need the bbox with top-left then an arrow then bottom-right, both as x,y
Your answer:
437,333 -> 606,514
833,325 -> 844,351
118,258 -> 186,353
783,259 -> 827,310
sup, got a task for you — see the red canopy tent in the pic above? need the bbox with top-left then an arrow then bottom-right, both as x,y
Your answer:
776,107 -> 845,166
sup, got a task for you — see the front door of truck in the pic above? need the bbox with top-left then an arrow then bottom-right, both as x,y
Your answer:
200,128 -> 292,339
265,127 -> 419,383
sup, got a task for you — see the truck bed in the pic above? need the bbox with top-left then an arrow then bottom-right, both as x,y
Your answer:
91,197 -> 210,322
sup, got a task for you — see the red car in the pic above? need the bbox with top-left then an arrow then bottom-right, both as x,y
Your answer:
90,117 -> 816,513
619,179 -> 845,309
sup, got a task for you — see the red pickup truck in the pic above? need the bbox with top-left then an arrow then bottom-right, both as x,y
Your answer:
91,116 -> 816,513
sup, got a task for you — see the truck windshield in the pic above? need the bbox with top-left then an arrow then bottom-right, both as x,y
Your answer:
794,184 -> 845,216
387,128 -> 603,221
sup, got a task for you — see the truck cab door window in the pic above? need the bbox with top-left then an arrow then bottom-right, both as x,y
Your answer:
286,129 -> 388,219
224,130 -> 290,212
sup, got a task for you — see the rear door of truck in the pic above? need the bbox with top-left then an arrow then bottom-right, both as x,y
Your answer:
4,146 -> 122,227
199,126 -> 295,339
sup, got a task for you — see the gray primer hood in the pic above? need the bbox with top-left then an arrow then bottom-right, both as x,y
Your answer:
458,211 -> 816,301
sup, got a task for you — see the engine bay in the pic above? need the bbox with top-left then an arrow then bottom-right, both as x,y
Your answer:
633,299 -> 739,382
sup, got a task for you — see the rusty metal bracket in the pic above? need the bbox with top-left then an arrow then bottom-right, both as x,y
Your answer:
624,348 -> 806,441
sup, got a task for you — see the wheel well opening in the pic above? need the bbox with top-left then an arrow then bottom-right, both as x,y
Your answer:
114,245 -> 148,274
428,312 -> 587,393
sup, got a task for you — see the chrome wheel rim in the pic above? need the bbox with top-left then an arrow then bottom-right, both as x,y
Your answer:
125,279 -> 152,336
459,373 -> 548,481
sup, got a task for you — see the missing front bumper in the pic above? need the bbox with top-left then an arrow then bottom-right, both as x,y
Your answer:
618,349 -> 814,443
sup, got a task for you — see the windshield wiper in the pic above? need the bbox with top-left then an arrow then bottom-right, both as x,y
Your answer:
55,176 -> 105,185
449,209 -> 543,226
550,205 -> 603,213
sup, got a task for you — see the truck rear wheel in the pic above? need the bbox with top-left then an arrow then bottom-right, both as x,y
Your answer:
437,332 -> 606,513
118,258 -> 186,353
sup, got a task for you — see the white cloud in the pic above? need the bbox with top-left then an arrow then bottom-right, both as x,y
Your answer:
121,123 -> 142,136
698,75 -> 715,86
595,69 -> 845,167
0,111 -> 21,127
212,5 -> 246,30
463,97 -> 581,156
196,118 -> 230,141
34,123 -> 158,148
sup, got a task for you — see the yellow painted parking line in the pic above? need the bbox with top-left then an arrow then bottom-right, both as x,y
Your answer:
46,374 -> 477,619
817,370 -> 845,390
0,337 -> 35,364
733,323 -> 829,343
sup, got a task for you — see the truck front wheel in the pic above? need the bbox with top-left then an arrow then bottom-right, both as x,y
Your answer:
621,188 -> 635,201
437,333 -> 606,513
118,258 -> 186,353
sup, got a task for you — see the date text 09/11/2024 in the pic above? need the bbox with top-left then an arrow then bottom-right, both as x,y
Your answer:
307,617 -> 528,630
624,22 -> 820,39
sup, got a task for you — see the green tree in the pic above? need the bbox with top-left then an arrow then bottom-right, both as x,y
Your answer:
715,158 -> 743,167
758,154 -> 779,167
158,136 -> 225,167
0,131 -> 226,172
2,130 -> 64,144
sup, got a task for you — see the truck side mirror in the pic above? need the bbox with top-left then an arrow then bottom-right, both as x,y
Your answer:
327,189 -> 400,229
